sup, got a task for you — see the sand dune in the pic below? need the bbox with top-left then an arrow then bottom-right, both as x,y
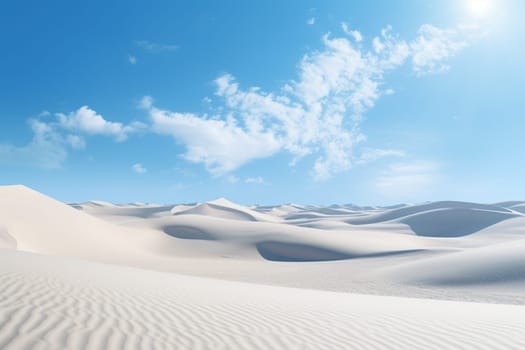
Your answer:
174,202 -> 259,221
399,208 -> 517,237
72,201 -> 174,222
0,226 -> 16,249
511,204 -> 525,214
169,203 -> 197,214
385,237 -> 525,287
0,185 -> 432,265
256,241 -> 424,262
343,201 -> 522,239
347,201 -> 514,225
2,185 -> 524,289
2,185 -> 525,348
492,200 -> 525,207
173,198 -> 279,222
0,185 -> 177,265
0,185 -> 131,256
149,213 -> 437,262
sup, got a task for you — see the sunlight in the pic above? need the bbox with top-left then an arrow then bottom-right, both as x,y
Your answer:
465,0 -> 494,18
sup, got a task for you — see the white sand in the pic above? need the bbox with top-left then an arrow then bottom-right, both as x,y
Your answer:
1,185 -> 525,349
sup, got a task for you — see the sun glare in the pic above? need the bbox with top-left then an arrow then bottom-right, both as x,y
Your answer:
466,0 -> 494,18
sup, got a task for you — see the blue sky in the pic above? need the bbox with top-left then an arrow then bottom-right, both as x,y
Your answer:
1,0 -> 524,205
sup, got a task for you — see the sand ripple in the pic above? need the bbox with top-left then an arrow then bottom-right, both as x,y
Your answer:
1,250 -> 524,350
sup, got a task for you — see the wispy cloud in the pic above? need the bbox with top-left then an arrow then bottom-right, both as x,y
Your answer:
128,55 -> 137,64
410,24 -> 471,75
341,22 -> 363,42
135,40 -> 178,52
357,148 -> 405,165
307,17 -> 315,25
65,134 -> 86,150
374,161 -> 439,199
245,176 -> 264,184
56,106 -> 144,142
132,163 -> 147,174
227,175 -> 239,184
0,107 -> 146,168
142,23 -> 475,180
0,119 -> 68,168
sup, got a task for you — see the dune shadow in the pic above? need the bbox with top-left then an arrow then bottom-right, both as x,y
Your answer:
348,201 -> 513,225
511,205 -> 525,214
402,208 -> 516,237
307,208 -> 353,215
256,241 -> 424,262
285,213 -> 326,220
163,225 -> 215,240
119,206 -> 174,218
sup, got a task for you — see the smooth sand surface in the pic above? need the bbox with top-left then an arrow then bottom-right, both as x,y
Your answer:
1,184 -> 525,349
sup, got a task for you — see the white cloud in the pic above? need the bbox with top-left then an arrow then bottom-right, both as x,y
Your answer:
357,148 -> 405,165
307,17 -> 315,25
65,135 -> 86,150
128,55 -> 137,64
341,22 -> 363,42
143,96 -> 282,175
245,176 -> 264,184
0,119 -> 68,168
135,40 -> 178,52
372,37 -> 385,53
1,106 -> 147,168
169,182 -> 185,191
132,163 -> 147,174
56,106 -> 142,142
371,26 -> 411,67
139,96 -> 153,109
142,23 -> 475,180
227,175 -> 239,184
410,24 -> 468,75
374,161 -> 439,199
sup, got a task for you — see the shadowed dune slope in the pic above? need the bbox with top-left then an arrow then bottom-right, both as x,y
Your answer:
511,204 -> 525,214
386,238 -> 525,286
256,241 -> 425,262
492,201 -> 525,207
348,201 -> 513,225
399,208 -> 517,237
163,225 -> 215,240
151,213 -> 436,262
